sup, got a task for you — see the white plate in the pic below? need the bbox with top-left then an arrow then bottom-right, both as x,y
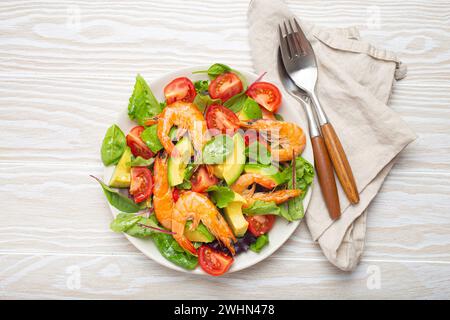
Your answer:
104,66 -> 314,275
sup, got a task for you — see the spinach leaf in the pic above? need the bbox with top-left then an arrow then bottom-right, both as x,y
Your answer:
243,200 -> 280,216
275,113 -> 284,121
207,185 -> 236,208
141,125 -> 163,153
110,213 -> 197,269
100,124 -> 126,166
193,63 -> 232,79
193,94 -> 222,112
128,74 -> 162,125
224,92 -> 247,113
250,234 -> 269,253
194,80 -> 209,94
152,232 -> 198,269
91,175 -> 140,213
202,134 -> 234,164
130,156 -> 154,167
110,213 -> 141,232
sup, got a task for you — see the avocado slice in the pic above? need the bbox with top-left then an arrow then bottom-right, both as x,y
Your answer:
167,137 -> 193,187
238,98 -> 262,121
184,221 -> 215,243
224,192 -> 248,237
244,163 -> 286,185
214,133 -> 245,185
109,147 -> 132,188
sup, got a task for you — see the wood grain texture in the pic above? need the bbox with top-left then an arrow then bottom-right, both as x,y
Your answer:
0,0 -> 449,299
321,123 -> 359,204
311,135 -> 341,219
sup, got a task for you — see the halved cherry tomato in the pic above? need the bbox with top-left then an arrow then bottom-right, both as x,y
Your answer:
209,72 -> 243,102
130,167 -> 153,203
246,215 -> 275,236
172,188 -> 180,202
126,126 -> 154,159
205,104 -> 240,134
164,77 -> 196,104
261,107 -> 277,120
247,82 -> 282,113
198,245 -> 234,276
191,165 -> 219,193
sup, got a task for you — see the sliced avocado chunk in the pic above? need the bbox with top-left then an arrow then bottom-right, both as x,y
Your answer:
244,163 -> 286,185
224,195 -> 249,237
185,221 -> 215,243
214,133 -> 245,185
238,98 -> 262,121
168,137 -> 193,187
109,147 -> 132,188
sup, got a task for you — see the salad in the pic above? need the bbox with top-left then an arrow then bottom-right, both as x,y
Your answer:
93,63 -> 314,276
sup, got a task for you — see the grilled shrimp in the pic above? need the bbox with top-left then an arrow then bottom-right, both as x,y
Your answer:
246,190 -> 301,207
231,173 -> 301,208
172,192 -> 236,256
146,101 -> 208,156
240,119 -> 306,162
153,153 -> 173,230
231,173 -> 278,194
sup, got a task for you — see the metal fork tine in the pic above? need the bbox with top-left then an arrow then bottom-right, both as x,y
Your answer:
283,20 -> 295,59
278,24 -> 291,61
285,20 -> 300,58
293,18 -> 313,54
288,19 -> 303,55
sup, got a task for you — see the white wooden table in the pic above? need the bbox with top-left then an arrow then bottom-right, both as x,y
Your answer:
1,0 -> 449,299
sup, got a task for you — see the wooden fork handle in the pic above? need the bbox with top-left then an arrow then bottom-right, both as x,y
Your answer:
311,135 -> 341,220
321,123 -> 360,204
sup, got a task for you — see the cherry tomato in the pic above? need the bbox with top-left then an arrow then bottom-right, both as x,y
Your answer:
126,126 -> 154,159
164,77 -> 196,104
246,82 -> 282,113
172,188 -> 180,202
191,165 -> 219,193
205,104 -> 240,134
246,215 -> 275,236
129,167 -> 153,203
209,72 -> 243,102
198,245 -> 234,276
261,107 -> 277,120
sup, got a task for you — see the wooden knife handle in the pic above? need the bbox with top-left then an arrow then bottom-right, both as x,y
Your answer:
321,123 -> 360,204
311,135 -> 341,220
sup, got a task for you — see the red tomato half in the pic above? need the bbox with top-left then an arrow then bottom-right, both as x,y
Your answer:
209,72 -> 243,102
130,167 -> 153,203
164,77 -> 196,104
172,188 -> 180,202
247,82 -> 282,113
191,165 -> 219,193
205,104 -> 240,135
246,215 -> 275,236
126,126 -> 154,159
198,245 -> 234,276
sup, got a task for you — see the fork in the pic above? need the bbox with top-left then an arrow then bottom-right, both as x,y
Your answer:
279,18 -> 360,206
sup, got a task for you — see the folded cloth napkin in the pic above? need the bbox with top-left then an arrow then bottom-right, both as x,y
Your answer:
248,0 -> 416,271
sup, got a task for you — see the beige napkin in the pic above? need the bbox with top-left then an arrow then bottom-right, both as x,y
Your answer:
248,0 -> 416,271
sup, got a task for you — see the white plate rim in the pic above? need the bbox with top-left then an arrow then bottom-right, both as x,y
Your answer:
103,65 -> 314,275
